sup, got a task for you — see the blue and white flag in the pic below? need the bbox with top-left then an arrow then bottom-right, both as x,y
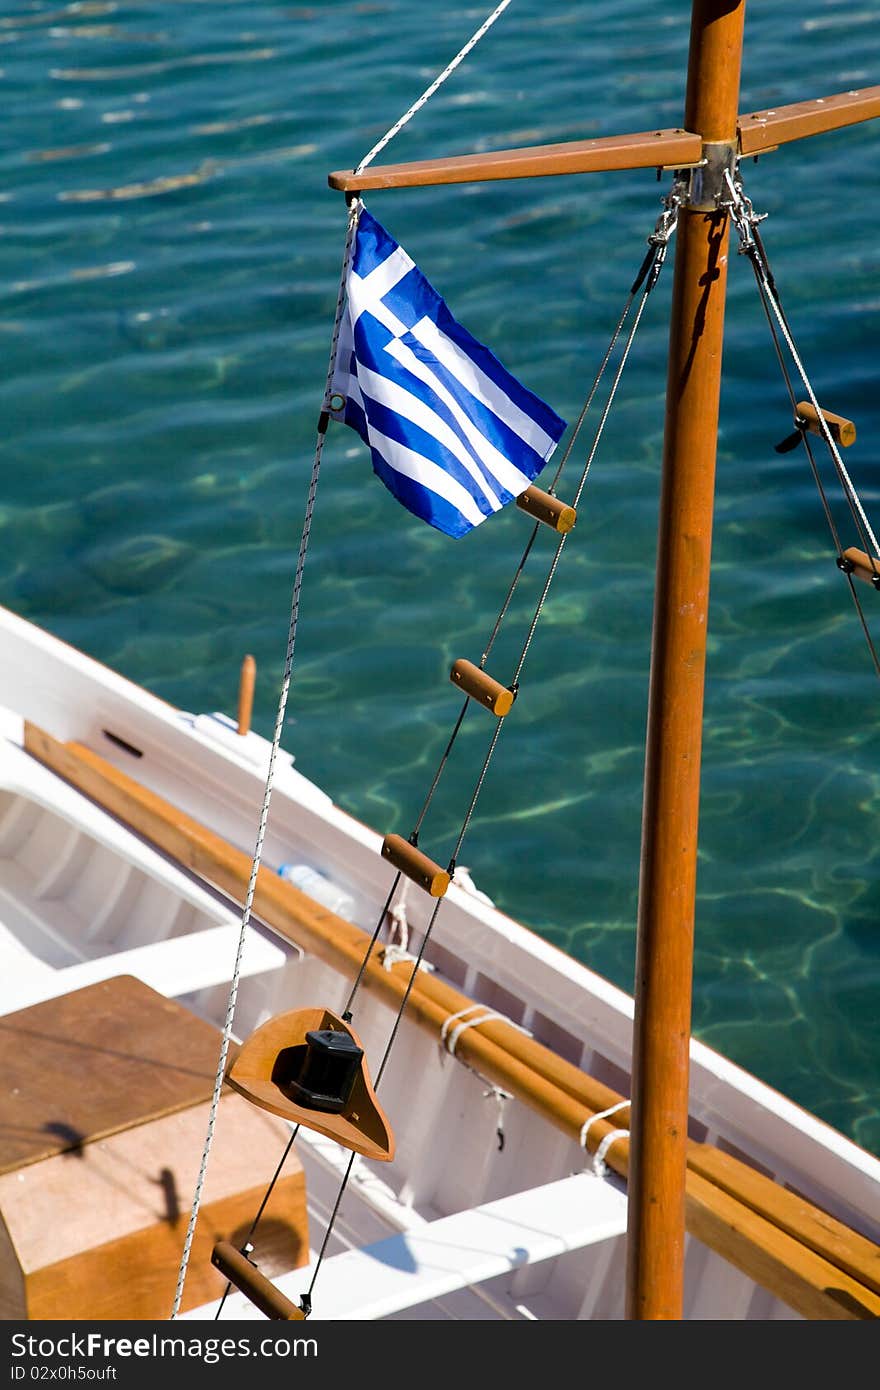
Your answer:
329,208 -> 567,539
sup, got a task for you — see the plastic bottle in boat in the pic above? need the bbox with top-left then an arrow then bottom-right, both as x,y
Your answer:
278,862 -> 355,920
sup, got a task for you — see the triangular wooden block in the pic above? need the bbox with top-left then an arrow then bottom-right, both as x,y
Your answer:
226,1007 -> 395,1162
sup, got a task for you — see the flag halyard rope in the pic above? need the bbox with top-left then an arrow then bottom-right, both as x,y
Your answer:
203,12 -> 525,1309
354,0 -> 513,176
169,200 -> 362,1322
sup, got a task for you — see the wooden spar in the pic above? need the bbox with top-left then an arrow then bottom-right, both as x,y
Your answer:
627,0 -> 746,1321
211,1242 -> 306,1320
328,129 -> 703,191
738,85 -> 880,155
328,85 -> 880,194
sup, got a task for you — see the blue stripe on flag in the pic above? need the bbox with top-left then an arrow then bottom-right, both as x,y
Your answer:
357,390 -> 504,516
370,452 -> 480,539
350,312 -> 518,502
331,207 -> 567,538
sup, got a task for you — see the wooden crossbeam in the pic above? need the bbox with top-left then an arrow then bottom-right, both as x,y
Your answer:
738,85 -> 880,155
328,85 -> 880,193
328,128 -> 702,192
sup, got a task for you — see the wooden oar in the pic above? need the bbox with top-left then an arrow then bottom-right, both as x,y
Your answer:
22,722 -> 880,1318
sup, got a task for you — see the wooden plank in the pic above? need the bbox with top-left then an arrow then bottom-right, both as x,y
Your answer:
688,1143 -> 880,1299
328,128 -> 703,191
685,1168 -> 880,1321
738,85 -> 880,155
0,1094 -> 308,1320
22,723 -> 880,1317
0,973 -> 235,1176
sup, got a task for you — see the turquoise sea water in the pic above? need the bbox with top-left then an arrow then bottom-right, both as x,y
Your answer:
1,1 -> 878,1156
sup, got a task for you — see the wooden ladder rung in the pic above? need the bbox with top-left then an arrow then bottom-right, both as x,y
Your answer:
211,1242 -> 306,1320
381,834 -> 450,896
840,547 -> 880,586
797,402 -> 856,447
450,659 -> 514,716
516,484 -> 577,532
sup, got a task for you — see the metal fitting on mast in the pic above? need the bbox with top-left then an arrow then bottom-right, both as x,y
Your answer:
682,140 -> 738,210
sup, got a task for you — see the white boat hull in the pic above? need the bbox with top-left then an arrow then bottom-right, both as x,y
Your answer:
1,604 -> 877,1321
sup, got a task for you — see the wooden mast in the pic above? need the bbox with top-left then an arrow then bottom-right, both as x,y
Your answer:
326,0 -> 880,1323
626,0 -> 746,1320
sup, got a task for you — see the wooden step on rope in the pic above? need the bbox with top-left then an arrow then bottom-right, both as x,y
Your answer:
450,659 -> 514,716
381,833 -> 449,896
797,401 -> 856,448
211,1241 -> 306,1320
839,547 -> 880,588
22,723 -> 880,1320
516,484 -> 577,533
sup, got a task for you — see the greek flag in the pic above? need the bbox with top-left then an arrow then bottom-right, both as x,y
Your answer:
329,208 -> 566,538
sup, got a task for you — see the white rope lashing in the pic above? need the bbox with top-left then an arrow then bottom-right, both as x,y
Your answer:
484,1084 -> 513,1151
580,1099 -> 630,1178
382,879 -> 411,970
354,0 -> 513,175
439,1002 -> 531,1058
591,1127 -> 630,1179
438,1004 -> 529,1152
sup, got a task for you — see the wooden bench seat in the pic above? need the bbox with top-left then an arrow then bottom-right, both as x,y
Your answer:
0,975 -> 308,1320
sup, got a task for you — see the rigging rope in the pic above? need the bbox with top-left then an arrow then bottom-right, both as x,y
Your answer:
169,200 -> 362,1321
725,171 -> 880,559
294,193 -> 680,1313
407,188 -> 682,843
175,0 -> 506,1286
213,1125 -> 301,1321
337,190 -> 681,1036
354,0 -> 513,175
723,170 -> 880,677
198,0 -> 679,1295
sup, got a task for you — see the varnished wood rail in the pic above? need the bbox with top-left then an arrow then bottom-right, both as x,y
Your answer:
738,85 -> 880,155
328,128 -> 703,191
22,721 -> 880,1319
328,87 -> 880,194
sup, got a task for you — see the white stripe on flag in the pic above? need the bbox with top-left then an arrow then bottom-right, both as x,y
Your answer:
384,334 -> 536,498
348,271 -> 406,339
412,314 -> 558,459
364,424 -> 490,529
355,359 -> 503,509
350,248 -> 413,328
